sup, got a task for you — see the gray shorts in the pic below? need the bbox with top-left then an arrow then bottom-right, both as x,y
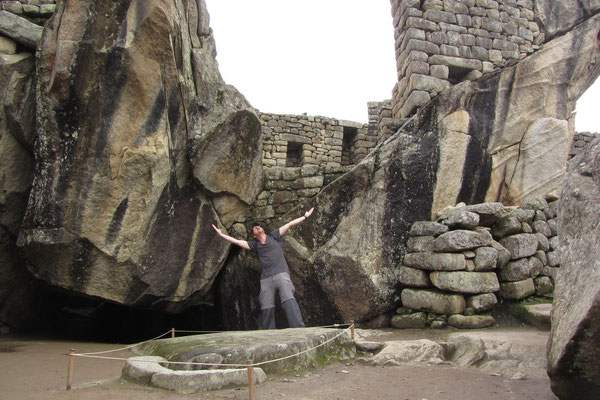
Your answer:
259,272 -> 296,310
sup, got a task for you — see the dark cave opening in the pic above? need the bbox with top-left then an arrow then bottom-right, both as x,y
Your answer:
11,285 -> 223,343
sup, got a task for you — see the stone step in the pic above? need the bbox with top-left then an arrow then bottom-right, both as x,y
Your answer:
519,303 -> 552,330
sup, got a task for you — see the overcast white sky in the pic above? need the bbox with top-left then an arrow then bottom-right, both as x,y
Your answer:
206,0 -> 599,131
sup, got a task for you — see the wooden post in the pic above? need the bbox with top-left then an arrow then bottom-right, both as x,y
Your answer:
171,328 -> 175,338
247,360 -> 255,400
66,349 -> 75,390
350,320 -> 355,340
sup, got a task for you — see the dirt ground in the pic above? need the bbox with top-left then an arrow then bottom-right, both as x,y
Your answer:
0,334 -> 558,400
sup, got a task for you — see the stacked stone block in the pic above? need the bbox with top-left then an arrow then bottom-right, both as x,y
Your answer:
394,195 -> 559,329
1,1 -> 56,22
259,112 -> 372,168
367,100 -> 408,147
569,131 -> 600,159
1,1 -> 55,52
389,0 -> 542,119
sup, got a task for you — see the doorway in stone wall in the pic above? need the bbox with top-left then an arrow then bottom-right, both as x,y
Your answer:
286,141 -> 303,167
341,127 -> 357,166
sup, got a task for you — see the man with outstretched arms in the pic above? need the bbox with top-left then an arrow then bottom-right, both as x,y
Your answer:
212,207 -> 314,329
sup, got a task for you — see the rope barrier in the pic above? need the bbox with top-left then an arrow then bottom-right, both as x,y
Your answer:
66,322 -> 356,399
71,324 -> 353,368
74,329 -> 173,356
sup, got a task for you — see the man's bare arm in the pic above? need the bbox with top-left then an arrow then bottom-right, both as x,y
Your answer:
212,224 -> 251,250
279,207 -> 314,236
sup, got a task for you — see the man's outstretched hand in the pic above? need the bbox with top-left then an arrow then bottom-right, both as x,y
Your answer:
304,207 -> 314,219
212,224 -> 223,236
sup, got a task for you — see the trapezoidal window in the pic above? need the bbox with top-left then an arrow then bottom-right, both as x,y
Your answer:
341,127 -> 357,166
286,141 -> 303,167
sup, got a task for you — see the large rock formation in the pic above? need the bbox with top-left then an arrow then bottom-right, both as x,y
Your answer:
0,0 -> 599,341
427,11 -> 600,216
547,137 -> 600,399
15,0 -> 260,312
219,7 -> 600,328
0,46 -> 39,330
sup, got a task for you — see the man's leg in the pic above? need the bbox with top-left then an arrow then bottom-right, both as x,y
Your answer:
259,276 -> 277,329
281,298 -> 305,328
274,273 -> 305,328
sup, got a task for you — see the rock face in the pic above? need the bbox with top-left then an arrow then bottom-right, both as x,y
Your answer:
548,138 -> 600,399
15,0 -> 258,312
0,38 -> 40,330
535,0 -> 600,40
1,0 -> 600,339
424,12 -> 600,216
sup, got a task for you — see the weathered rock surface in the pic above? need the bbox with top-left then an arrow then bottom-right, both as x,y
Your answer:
391,312 -> 428,329
398,266 -> 431,287
499,256 -> 544,282
464,202 -> 505,226
1,0 -> 599,336
535,0 -> 600,40
519,303 -> 551,331
403,252 -> 466,271
0,11 -> 43,49
447,314 -> 495,329
499,234 -> 539,259
433,229 -> 492,252
447,331 -> 549,379
473,246 -> 498,271
499,279 -> 535,300
355,329 -> 549,380
422,12 -> 600,214
16,0 -> 255,312
134,328 -> 355,374
466,293 -> 497,312
122,355 -> 266,393
437,209 -> 479,229
401,288 -> 466,315
0,48 -> 39,329
361,339 -> 445,366
220,128 -> 446,327
406,235 -> 434,252
430,271 -> 499,294
548,138 -> 600,399
409,221 -> 448,236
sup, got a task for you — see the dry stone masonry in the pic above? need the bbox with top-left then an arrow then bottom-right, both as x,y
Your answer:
389,0 -> 541,119
394,194 -> 559,330
247,164 -> 351,229
1,0 -> 56,17
569,131 -> 600,159
253,112 -> 375,227
0,1 -> 55,47
258,112 -> 374,168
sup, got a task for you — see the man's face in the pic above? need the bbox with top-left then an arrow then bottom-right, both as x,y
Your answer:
252,225 -> 264,238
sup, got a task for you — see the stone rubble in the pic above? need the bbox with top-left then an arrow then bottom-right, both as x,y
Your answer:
394,195 -> 559,330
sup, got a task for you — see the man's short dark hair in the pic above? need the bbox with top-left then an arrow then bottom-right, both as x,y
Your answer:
251,223 -> 260,228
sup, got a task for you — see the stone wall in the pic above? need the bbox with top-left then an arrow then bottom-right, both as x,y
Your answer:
246,164 -> 351,232
1,1 -> 55,23
393,195 -> 558,329
390,0 -> 541,119
569,131 -> 600,159
258,112 -> 375,168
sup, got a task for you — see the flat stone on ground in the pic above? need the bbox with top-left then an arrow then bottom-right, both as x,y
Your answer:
134,327 -> 355,375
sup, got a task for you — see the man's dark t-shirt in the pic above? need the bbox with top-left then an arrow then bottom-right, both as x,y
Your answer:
248,229 -> 290,279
